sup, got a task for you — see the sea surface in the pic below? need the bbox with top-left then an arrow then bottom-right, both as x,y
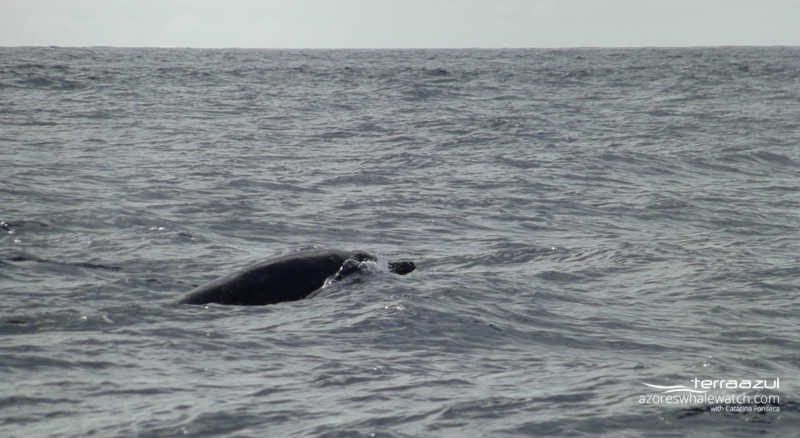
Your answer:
1,47 -> 798,437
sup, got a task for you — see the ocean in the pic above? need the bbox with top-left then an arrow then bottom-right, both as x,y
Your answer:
1,47 -> 798,437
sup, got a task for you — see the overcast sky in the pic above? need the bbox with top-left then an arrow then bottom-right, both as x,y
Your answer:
1,0 -> 798,48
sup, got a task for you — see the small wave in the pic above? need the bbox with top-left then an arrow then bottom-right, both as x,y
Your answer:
15,76 -> 85,90
644,194 -> 692,211
424,67 -> 450,76
439,245 -> 556,269
752,150 -> 797,166
535,270 -> 587,282
719,150 -> 797,167
0,219 -> 52,233
317,172 -> 392,187
1,251 -> 121,271
0,395 -> 78,409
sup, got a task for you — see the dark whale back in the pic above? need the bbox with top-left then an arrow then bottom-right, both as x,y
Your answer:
178,249 -> 375,306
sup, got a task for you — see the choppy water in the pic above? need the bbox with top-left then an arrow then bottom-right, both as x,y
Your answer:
1,47 -> 799,437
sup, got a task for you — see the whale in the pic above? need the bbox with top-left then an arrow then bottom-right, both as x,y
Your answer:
177,249 -> 415,306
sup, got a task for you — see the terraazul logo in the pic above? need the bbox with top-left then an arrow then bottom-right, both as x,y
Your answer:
642,382 -> 707,394
638,377 -> 781,409
644,377 -> 780,393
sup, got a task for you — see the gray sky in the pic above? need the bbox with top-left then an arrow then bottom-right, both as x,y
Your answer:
1,0 -> 798,48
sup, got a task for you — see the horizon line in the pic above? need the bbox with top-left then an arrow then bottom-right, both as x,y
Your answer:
2,44 -> 798,50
